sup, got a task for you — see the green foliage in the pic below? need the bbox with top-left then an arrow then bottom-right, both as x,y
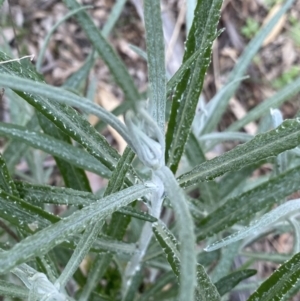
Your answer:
289,24 -> 300,48
0,0 -> 299,300
241,18 -> 260,39
272,66 -> 300,89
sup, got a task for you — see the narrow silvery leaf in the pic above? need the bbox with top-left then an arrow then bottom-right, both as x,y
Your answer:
0,152 -> 19,196
198,77 -> 249,135
58,148 -> 136,289
289,217 -> 300,254
0,122 -> 111,178
0,184 -> 153,273
199,132 -> 253,146
196,166 -> 300,241
167,47 -> 202,95
281,277 -> 300,301
218,163 -> 260,200
36,5 -> 92,72
0,75 -> 132,146
228,76 -> 300,132
165,0 -> 223,173
0,189 -> 54,232
156,166 -> 197,301
3,116 -> 39,172
241,251 -> 289,264
214,269 -> 256,296
0,51 -> 120,171
63,52 -> 95,90
57,221 -> 104,288
201,0 -> 295,134
205,199 -> 300,252
79,146 -> 136,301
153,221 -> 220,301
137,271 -> 176,301
211,242 -> 241,282
37,112 -> 91,191
144,0 -> 166,135
122,267 -> 143,301
248,252 -> 300,301
270,108 -> 287,175
125,109 -> 164,169
129,44 -> 147,61
41,53 -> 96,191
102,0 -> 127,37
179,118 -> 300,188
63,0 -> 140,105
104,146 -> 136,196
0,279 -> 29,299
185,133 -> 218,209
153,221 -> 180,275
16,181 -> 156,222
12,264 -> 67,301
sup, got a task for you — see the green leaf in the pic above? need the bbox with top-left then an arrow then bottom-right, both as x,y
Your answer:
79,146 -> 137,300
92,235 -> 137,255
201,0 -> 295,134
289,217 -> 300,254
0,52 -> 120,171
37,112 -> 91,191
153,221 -> 220,301
199,132 -> 253,148
0,74 -> 132,148
63,52 -> 95,91
122,267 -> 143,301
0,152 -> 19,196
185,133 -> 218,209
3,115 -> 39,172
129,44 -> 147,61
205,199 -> 300,252
152,221 -> 180,275
156,166 -> 198,301
137,271 -> 176,301
179,118 -> 300,188
196,166 -> 300,241
240,251 -> 290,264
281,277 -> 300,301
228,76 -> 300,132
214,269 -> 256,296
104,146 -> 135,196
0,189 -> 54,232
101,0 -> 127,37
94,101 -> 132,133
198,250 -> 220,267
36,5 -> 93,72
0,279 -> 29,299
248,252 -> 300,301
166,47 -> 202,95
57,220 -> 105,288
211,242 -> 241,282
0,184 -> 152,273
197,76 -> 248,136
0,122 -> 111,178
78,256 -> 111,301
144,0 -> 166,134
218,163 -> 261,200
16,182 -> 156,222
165,0 -> 223,173
63,0 -> 140,104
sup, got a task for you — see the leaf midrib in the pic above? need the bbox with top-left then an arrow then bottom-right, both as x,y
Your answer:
179,122 -> 300,186
168,0 -> 220,166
